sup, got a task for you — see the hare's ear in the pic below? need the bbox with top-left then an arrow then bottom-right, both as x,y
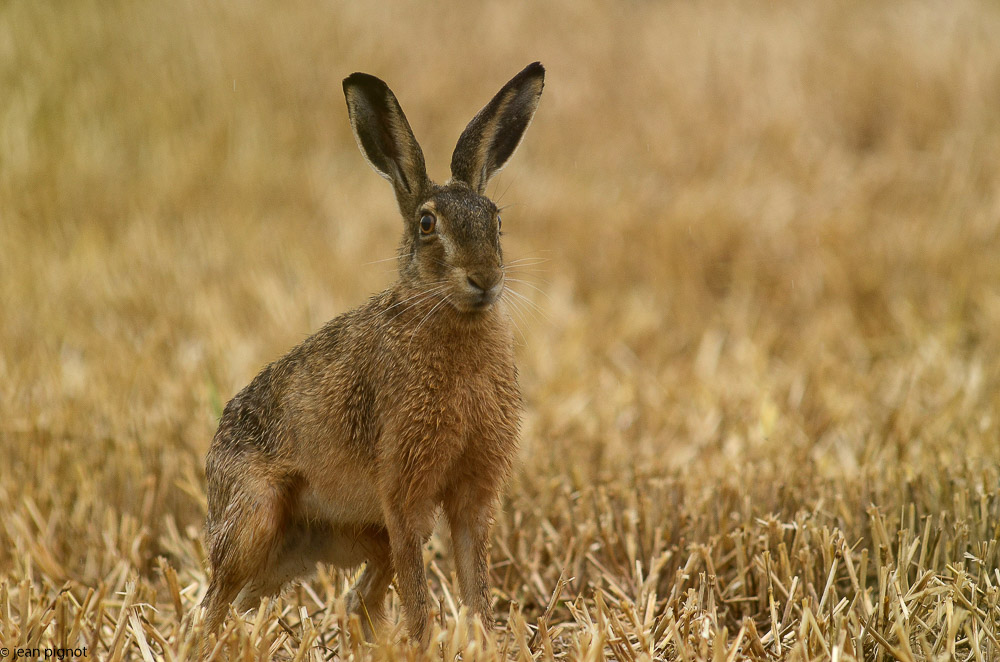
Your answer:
344,73 -> 428,213
451,62 -> 545,194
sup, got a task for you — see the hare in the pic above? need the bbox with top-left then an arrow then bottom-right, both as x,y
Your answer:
201,62 -> 545,646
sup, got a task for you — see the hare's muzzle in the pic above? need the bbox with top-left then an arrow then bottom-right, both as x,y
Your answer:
462,270 -> 504,311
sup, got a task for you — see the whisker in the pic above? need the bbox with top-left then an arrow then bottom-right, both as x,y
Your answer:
508,299 -> 544,345
508,249 -> 554,257
504,257 -> 550,267
495,172 -> 518,205
384,283 -> 449,312
408,294 -> 452,348
427,257 -> 454,271
505,264 -> 551,278
505,277 -> 552,301
490,170 -> 503,201
505,294 -> 535,341
505,268 -> 550,277
513,293 -> 549,322
508,293 -> 544,325
503,305 -> 529,348
504,286 -> 550,323
505,270 -> 551,282
501,289 -> 532,328
361,254 -> 404,267
376,284 -> 449,331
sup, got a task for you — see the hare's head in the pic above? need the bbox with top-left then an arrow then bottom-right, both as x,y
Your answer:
343,63 -> 544,314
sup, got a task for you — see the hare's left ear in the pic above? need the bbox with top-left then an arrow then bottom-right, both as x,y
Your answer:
451,62 -> 545,194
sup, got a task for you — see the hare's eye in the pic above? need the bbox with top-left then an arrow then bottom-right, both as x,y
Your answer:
419,213 -> 436,235
497,215 -> 502,231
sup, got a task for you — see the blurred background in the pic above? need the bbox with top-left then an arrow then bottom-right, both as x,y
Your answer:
2,0 -> 999,655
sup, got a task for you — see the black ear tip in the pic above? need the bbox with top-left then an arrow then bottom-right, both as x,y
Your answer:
511,62 -> 545,95
522,61 -> 545,82
342,72 -> 389,96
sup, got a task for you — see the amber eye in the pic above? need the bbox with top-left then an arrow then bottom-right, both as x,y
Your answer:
419,213 -> 436,235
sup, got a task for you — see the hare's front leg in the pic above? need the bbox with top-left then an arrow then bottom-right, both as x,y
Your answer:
342,528 -> 393,639
444,483 -> 498,628
381,425 -> 467,646
382,489 -> 437,647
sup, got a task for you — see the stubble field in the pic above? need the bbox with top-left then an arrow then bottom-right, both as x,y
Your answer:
2,1 -> 1000,659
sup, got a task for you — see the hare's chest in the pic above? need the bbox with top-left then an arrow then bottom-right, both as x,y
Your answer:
401,352 -> 519,440
442,358 -> 521,466
375,343 -> 520,507
384,317 -> 520,448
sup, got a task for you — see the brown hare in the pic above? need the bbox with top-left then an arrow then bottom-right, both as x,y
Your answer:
201,62 -> 545,646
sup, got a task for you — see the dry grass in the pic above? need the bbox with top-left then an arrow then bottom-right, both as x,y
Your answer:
3,0 -> 1000,659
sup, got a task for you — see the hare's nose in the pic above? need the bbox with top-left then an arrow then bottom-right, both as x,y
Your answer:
466,272 -> 501,293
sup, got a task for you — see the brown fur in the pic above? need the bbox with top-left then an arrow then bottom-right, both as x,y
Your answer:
202,62 -> 545,646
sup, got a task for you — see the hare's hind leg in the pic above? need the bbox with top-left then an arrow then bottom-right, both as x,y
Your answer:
231,518 -> 339,612
202,472 -> 299,633
238,518 -> 394,640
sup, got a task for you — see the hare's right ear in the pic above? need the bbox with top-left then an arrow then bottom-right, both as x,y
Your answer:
343,73 -> 429,214
451,62 -> 545,194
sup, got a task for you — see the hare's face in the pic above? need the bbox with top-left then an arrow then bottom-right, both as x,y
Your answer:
343,63 -> 543,316
405,182 -> 504,314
